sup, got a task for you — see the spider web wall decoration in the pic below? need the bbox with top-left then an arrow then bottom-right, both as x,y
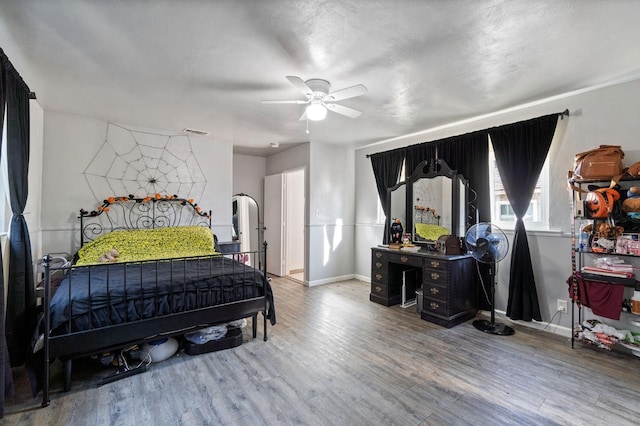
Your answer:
84,123 -> 207,202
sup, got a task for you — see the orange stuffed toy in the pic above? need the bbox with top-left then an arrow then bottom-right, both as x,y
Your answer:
622,186 -> 640,220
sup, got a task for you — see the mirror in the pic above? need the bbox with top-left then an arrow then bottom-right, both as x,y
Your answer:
407,159 -> 468,245
388,182 -> 407,240
232,194 -> 261,256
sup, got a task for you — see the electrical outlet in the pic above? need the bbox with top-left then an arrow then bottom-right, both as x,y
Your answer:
557,299 -> 568,313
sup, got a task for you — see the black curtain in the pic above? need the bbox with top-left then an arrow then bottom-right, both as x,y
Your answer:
488,114 -> 559,321
435,132 -> 490,222
4,57 -> 35,368
405,142 -> 437,177
370,149 -> 405,244
0,50 -> 15,418
435,132 -> 492,310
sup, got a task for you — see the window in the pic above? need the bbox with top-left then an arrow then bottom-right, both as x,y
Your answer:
489,146 -> 550,231
376,160 -> 407,225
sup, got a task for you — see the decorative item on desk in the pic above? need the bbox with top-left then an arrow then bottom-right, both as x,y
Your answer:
437,235 -> 462,255
390,218 -> 403,244
400,245 -> 420,253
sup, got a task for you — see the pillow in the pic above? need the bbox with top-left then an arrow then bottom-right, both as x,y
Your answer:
415,223 -> 450,241
76,226 -> 217,265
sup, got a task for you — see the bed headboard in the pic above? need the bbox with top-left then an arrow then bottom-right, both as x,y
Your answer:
79,194 -> 212,246
414,206 -> 440,226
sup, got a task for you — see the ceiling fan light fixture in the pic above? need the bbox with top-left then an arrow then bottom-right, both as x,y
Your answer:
306,101 -> 327,121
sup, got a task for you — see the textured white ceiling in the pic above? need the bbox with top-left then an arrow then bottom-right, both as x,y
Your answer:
2,0 -> 640,155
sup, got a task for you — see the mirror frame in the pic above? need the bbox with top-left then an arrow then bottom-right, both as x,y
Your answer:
406,159 -> 468,245
386,180 -> 407,242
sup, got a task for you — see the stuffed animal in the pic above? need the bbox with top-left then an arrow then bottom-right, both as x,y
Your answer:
622,186 -> 640,220
99,249 -> 120,263
582,222 -> 624,239
627,161 -> 640,178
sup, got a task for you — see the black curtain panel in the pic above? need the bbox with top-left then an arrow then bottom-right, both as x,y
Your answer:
488,113 -> 559,322
405,142 -> 437,177
370,149 -> 405,244
435,132 -> 490,223
5,62 -> 35,368
435,132 -> 491,310
0,50 -> 15,417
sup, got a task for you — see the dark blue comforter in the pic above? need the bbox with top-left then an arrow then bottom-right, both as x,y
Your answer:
48,256 -> 275,334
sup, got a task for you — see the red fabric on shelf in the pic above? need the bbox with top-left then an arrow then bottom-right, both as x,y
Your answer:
567,273 -> 625,320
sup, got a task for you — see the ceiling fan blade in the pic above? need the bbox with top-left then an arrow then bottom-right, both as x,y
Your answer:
261,99 -> 308,104
286,76 -> 313,97
325,103 -> 362,118
325,84 -> 368,102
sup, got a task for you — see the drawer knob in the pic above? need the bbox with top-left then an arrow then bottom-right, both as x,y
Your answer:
430,287 -> 439,295
400,256 -> 408,263
376,252 -> 382,258
431,272 -> 440,281
430,302 -> 439,310
375,262 -> 382,268
375,285 -> 382,293
430,260 -> 440,268
375,273 -> 382,280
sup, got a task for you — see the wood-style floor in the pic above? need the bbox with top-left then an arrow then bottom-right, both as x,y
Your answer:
4,277 -> 640,425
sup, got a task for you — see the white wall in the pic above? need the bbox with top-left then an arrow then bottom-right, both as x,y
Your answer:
233,153 -> 266,210
355,78 -> 640,331
40,111 -> 234,255
307,143 -> 355,285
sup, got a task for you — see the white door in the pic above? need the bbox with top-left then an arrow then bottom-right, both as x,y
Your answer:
264,173 -> 285,276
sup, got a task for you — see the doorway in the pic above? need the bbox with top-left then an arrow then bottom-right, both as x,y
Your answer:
264,168 -> 305,282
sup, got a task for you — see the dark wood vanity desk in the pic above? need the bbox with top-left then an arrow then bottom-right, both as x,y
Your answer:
370,247 -> 476,328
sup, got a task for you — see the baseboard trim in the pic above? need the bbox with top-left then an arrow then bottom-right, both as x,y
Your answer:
476,309 -> 573,338
308,274 -> 356,287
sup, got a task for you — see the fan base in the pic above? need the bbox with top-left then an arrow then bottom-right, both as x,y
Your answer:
472,319 -> 515,336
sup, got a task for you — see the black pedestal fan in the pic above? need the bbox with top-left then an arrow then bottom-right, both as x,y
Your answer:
465,222 -> 514,336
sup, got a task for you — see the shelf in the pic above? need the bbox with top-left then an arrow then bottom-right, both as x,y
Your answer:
572,248 -> 640,258
579,272 -> 637,286
570,174 -> 640,358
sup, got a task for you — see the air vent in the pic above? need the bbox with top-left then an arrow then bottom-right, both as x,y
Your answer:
183,128 -> 209,136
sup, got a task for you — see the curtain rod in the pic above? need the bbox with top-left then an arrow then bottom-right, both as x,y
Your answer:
1,48 -> 35,99
366,109 -> 570,158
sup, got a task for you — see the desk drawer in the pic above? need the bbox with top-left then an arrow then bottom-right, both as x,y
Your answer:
423,296 -> 448,316
423,283 -> 447,301
424,258 -> 447,271
423,268 -> 448,286
372,258 -> 386,272
387,252 -> 422,267
371,282 -> 389,298
371,270 -> 387,285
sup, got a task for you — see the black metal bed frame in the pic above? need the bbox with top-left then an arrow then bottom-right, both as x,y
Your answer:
79,194 -> 212,245
40,195 -> 270,407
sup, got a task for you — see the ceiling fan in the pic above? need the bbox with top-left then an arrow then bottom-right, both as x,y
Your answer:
261,76 -> 367,121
